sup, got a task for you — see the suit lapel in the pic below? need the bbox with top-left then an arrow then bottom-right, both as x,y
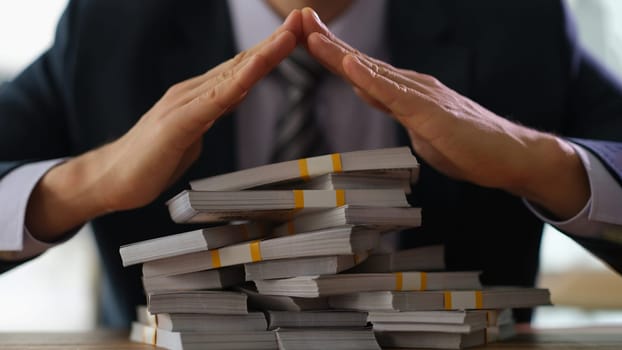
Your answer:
159,1 -> 238,177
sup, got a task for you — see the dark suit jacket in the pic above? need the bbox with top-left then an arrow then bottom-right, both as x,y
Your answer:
1,0 -> 622,326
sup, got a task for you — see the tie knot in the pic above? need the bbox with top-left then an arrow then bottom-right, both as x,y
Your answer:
277,47 -> 326,90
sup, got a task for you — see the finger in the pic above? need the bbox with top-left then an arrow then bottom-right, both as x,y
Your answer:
301,7 -> 345,50
306,31 -> 355,78
353,53 -> 435,96
306,31 -> 427,96
160,27 -> 296,128
177,31 -> 296,131
342,54 -> 428,117
204,8 -> 302,84
302,6 -> 361,78
302,8 -> 394,80
191,27 -> 297,108
172,9 -> 303,97
302,8 -> 433,94
394,67 -> 445,91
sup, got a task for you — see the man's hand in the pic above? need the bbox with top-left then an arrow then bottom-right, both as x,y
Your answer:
301,8 -> 590,220
26,11 -> 302,240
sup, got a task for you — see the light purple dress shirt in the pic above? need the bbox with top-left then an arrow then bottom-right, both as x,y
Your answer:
525,144 -> 622,243
1,0 -> 621,260
228,0 -> 398,169
0,159 -> 63,260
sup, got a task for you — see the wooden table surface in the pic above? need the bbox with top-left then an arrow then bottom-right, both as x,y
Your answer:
1,327 -> 622,349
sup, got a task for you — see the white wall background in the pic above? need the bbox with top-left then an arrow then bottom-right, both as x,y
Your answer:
0,0 -> 69,77
0,0 -> 100,331
0,0 -> 621,331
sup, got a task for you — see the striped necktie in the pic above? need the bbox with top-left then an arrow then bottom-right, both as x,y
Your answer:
270,48 -> 327,163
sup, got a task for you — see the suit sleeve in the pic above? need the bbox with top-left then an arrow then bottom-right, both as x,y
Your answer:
547,1 -> 622,273
0,2 -> 79,271
564,140 -> 622,276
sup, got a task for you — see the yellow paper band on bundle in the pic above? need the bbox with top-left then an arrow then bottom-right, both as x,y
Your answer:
298,153 -> 344,181
331,153 -> 343,172
293,190 -> 345,208
210,250 -> 222,268
444,291 -> 452,310
298,159 -> 310,181
395,272 -> 427,291
219,241 -> 262,267
395,272 -> 404,291
444,291 -> 483,310
294,190 -> 305,208
335,189 -> 346,206
250,241 -> 262,262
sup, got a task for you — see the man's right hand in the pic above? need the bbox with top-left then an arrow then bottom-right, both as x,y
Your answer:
301,7 -> 590,221
25,11 -> 302,241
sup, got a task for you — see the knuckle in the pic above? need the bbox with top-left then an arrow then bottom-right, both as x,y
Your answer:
220,69 -> 233,80
233,50 -> 248,64
367,66 -> 379,79
208,86 -> 218,100
215,68 -> 234,85
370,62 -> 381,74
195,87 -> 218,105
165,82 -> 186,97
395,82 -> 409,93
195,85 -> 228,111
379,66 -> 391,77
421,73 -> 440,85
152,118 -> 169,136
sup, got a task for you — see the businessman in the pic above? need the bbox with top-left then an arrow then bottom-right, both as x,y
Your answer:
1,0 -> 621,326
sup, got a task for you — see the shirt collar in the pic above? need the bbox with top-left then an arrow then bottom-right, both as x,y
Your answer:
227,0 -> 387,57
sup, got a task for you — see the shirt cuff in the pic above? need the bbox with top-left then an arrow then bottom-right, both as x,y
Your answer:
0,159 -> 73,260
524,143 -> 622,239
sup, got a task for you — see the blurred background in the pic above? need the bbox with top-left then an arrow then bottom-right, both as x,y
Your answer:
0,0 -> 621,331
